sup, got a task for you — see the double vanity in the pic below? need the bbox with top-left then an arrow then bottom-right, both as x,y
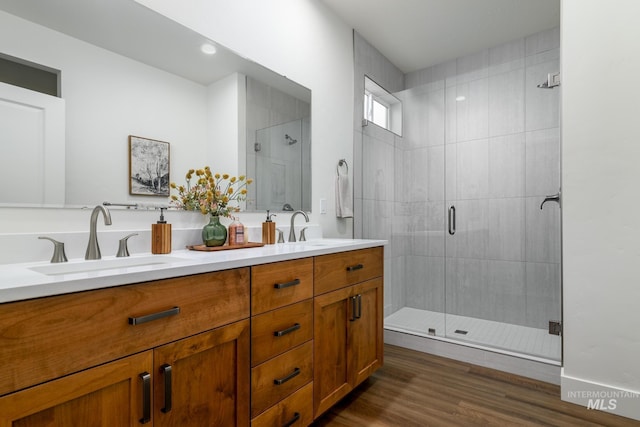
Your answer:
0,239 -> 385,426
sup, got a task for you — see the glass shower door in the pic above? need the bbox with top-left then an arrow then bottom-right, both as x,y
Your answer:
442,58 -> 562,362
381,83 -> 448,340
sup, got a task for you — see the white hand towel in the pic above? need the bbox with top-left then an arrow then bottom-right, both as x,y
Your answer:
335,171 -> 353,218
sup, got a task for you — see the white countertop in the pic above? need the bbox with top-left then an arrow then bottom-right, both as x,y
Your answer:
0,239 -> 386,303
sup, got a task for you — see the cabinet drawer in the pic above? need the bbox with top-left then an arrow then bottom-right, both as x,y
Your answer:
251,382 -> 313,427
252,258 -> 313,314
252,299 -> 313,366
0,268 -> 250,396
314,247 -> 383,295
251,341 -> 313,418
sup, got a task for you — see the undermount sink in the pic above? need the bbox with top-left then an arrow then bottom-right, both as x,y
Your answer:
29,255 -> 188,276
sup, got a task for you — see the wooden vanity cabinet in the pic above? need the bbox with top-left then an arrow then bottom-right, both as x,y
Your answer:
0,351 -> 153,426
250,258 -> 314,426
0,268 -> 250,427
313,247 -> 384,419
0,245 -> 384,426
153,320 -> 249,427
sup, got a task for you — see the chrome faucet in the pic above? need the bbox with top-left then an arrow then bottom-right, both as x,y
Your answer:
288,210 -> 309,242
85,205 -> 112,260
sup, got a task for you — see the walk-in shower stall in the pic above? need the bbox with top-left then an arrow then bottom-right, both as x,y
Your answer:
355,27 -> 561,364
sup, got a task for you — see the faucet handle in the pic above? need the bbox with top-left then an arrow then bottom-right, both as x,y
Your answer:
38,236 -> 68,263
116,233 -> 138,257
299,227 -> 308,242
276,228 -> 285,243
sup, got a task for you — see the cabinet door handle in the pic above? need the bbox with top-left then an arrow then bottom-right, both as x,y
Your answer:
356,294 -> 362,319
274,323 -> 301,337
161,364 -> 172,413
346,263 -> 364,272
274,367 -> 300,385
129,307 -> 180,325
139,372 -> 151,424
274,278 -> 301,289
349,296 -> 358,322
282,412 -> 301,427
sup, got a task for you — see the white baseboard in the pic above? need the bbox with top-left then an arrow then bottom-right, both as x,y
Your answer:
384,329 -> 561,385
561,369 -> 640,421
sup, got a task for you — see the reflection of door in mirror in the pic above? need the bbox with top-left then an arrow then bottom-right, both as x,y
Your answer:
253,118 -> 310,212
0,82 -> 65,207
245,77 -> 311,212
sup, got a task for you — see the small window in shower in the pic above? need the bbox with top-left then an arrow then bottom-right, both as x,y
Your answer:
364,90 -> 389,129
363,75 -> 402,136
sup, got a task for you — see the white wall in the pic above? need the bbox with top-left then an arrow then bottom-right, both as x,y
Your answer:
561,0 -> 640,420
135,0 -> 355,237
206,72 -> 242,178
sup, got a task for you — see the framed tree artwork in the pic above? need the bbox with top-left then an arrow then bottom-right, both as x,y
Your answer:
128,135 -> 170,196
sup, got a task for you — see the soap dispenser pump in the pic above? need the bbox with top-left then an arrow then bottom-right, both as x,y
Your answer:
152,207 -> 172,254
262,210 -> 276,244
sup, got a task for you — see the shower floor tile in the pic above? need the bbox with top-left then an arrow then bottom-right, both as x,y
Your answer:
385,307 -> 561,362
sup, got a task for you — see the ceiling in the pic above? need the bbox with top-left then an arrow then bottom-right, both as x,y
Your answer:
321,0 -> 560,73
0,0 -> 310,100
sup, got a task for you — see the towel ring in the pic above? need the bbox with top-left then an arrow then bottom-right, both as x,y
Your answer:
337,159 -> 348,176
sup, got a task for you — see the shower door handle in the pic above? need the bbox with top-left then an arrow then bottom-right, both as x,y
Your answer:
448,205 -> 456,235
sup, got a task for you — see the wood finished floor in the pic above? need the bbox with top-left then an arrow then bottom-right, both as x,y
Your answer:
313,344 -> 638,427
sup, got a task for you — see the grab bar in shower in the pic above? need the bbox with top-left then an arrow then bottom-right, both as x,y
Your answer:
448,205 -> 456,235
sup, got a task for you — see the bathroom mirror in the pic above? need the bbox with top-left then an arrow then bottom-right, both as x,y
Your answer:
0,0 -> 311,212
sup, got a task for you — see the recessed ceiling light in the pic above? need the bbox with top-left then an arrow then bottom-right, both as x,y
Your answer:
455,95 -> 466,102
200,43 -> 217,55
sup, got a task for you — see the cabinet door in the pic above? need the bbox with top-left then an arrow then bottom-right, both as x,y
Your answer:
0,351 -> 153,427
348,278 -> 384,387
154,319 -> 250,427
313,286 -> 352,417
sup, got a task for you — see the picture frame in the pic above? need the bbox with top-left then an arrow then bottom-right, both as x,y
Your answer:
128,135 -> 170,196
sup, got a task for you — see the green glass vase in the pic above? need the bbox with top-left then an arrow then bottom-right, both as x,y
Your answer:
202,215 -> 227,247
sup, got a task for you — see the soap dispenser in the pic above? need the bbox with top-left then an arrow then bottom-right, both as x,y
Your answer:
151,207 -> 172,254
228,217 -> 245,246
262,210 -> 276,244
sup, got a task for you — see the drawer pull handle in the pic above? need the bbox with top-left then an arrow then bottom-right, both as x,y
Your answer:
274,278 -> 301,289
274,323 -> 301,337
282,412 -> 301,427
346,263 -> 364,272
139,372 -> 151,424
274,367 -> 300,385
128,307 -> 180,325
161,364 -> 172,413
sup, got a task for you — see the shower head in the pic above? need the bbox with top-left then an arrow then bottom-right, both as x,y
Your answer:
285,134 -> 298,145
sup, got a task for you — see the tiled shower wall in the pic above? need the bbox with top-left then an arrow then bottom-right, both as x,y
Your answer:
352,31 -> 404,317
354,28 -> 561,329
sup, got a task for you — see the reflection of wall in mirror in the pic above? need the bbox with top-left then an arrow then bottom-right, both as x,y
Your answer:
0,8 -> 309,210
245,76 -> 311,212
0,10 -> 208,207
